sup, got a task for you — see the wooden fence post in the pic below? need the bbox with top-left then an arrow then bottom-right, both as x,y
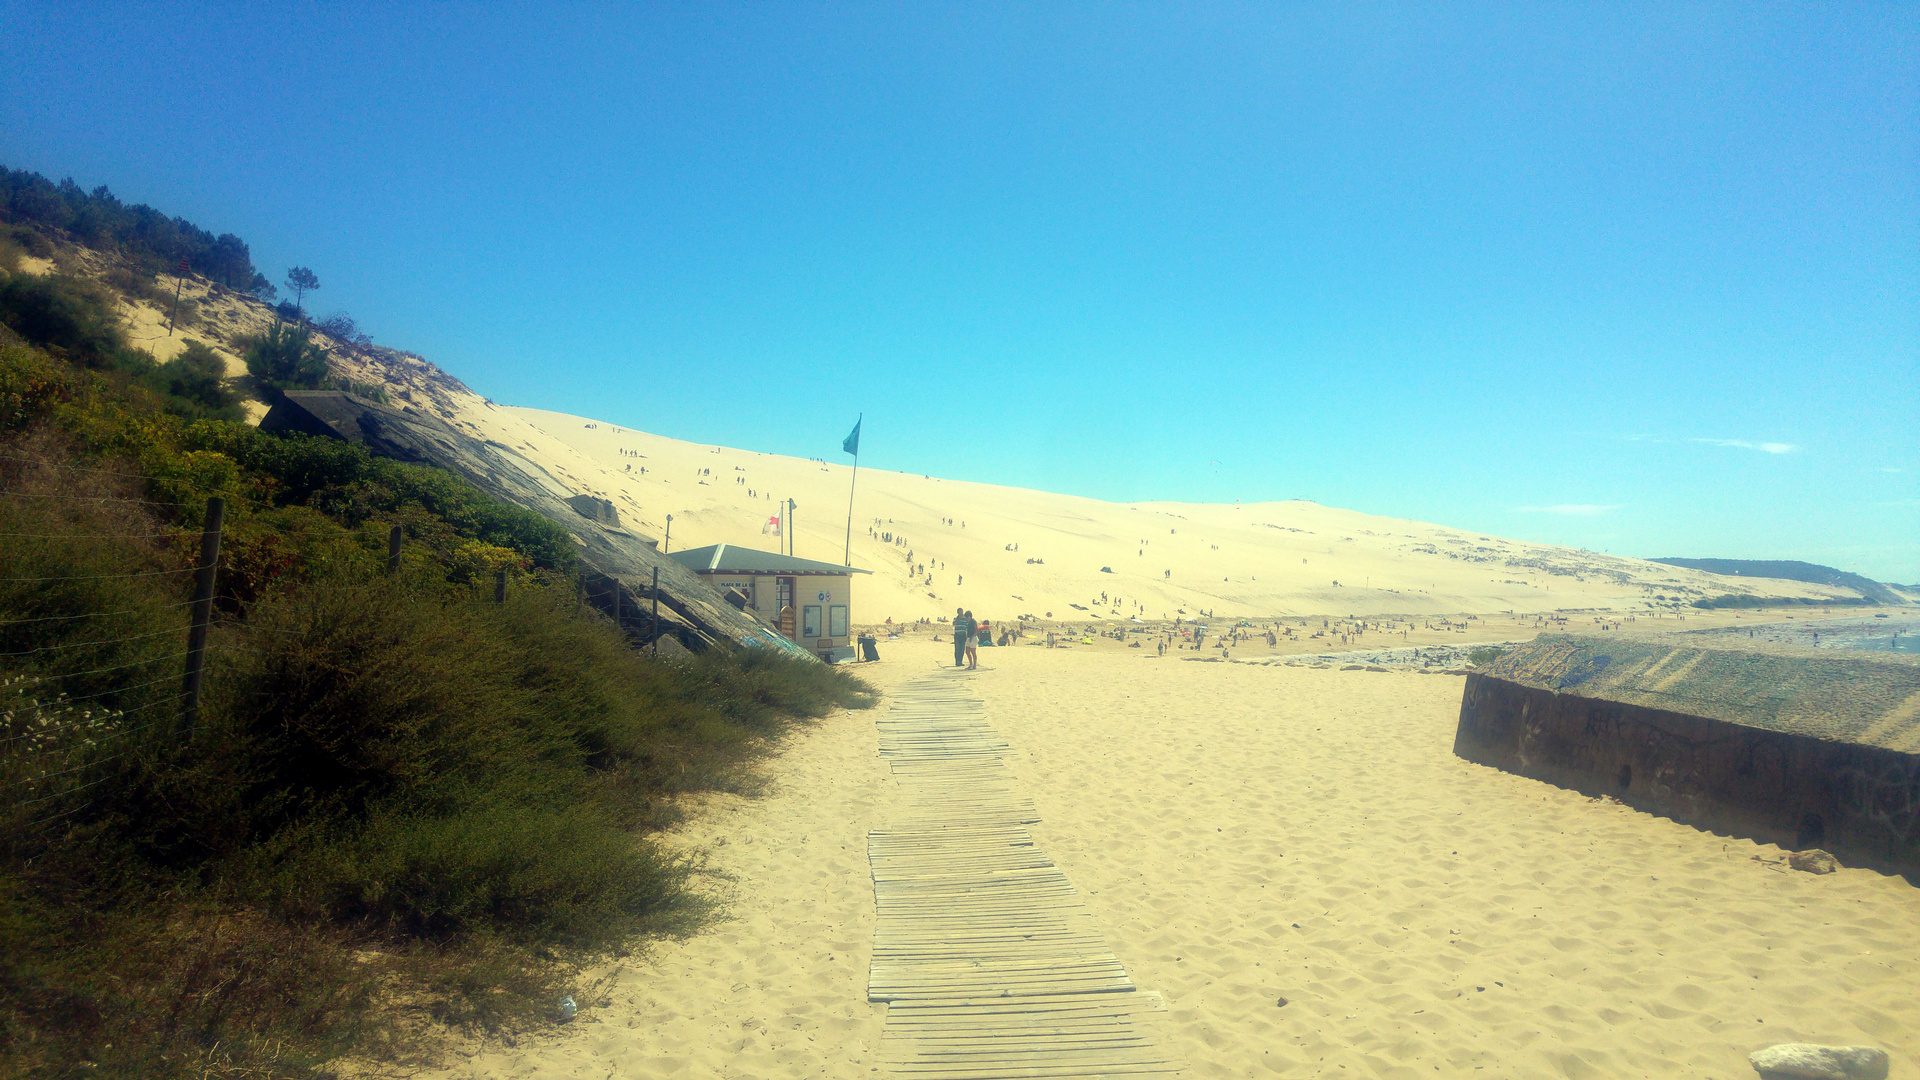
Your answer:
650,567 -> 661,653
386,525 -> 402,573
180,496 -> 225,740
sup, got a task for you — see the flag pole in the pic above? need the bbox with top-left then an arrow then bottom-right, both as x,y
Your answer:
843,414 -> 861,566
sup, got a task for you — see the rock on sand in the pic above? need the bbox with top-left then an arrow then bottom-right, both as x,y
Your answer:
1749,1043 -> 1889,1080
1788,849 -> 1840,875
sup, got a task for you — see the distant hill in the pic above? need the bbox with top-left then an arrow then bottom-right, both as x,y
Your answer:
1651,558 -> 1903,605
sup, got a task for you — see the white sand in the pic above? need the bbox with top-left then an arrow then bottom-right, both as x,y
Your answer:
496,404 -> 1852,624
431,638 -> 1919,1079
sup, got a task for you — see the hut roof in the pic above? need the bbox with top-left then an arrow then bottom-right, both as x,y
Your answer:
668,544 -> 872,577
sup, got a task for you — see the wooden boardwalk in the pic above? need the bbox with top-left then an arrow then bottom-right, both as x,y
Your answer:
868,673 -> 1183,1078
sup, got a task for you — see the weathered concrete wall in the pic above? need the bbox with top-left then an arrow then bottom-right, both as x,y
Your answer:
1456,673 -> 1920,873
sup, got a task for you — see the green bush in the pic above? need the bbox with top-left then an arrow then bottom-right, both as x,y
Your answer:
183,423 -> 578,573
243,322 -> 329,399
1467,645 -> 1505,666
194,576 -> 864,945
0,273 -> 128,366
154,339 -> 241,420
15,228 -> 53,258
0,344 -> 71,433
0,274 -> 235,422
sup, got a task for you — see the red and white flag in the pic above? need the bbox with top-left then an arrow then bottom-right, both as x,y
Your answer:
762,515 -> 781,536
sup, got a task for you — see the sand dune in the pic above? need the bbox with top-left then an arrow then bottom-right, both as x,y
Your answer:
480,405 -> 1848,624
428,638 -> 1920,1079
36,241 -> 1864,625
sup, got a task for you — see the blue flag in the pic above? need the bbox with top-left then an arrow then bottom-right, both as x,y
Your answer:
843,416 -> 861,456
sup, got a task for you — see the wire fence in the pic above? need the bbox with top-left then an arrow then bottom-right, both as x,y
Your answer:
0,451 -> 181,480
0,494 -> 534,833
0,496 -> 226,833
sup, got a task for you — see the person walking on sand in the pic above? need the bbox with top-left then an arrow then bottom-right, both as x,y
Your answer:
951,607 -> 972,667
964,610 -> 980,669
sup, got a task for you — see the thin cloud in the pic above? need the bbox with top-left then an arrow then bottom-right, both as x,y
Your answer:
1516,504 -> 1622,516
1690,438 -> 1798,454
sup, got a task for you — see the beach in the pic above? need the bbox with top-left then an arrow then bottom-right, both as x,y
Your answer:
430,635 -> 1919,1079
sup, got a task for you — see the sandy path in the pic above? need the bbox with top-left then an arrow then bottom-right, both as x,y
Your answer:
432,638 -> 1919,1079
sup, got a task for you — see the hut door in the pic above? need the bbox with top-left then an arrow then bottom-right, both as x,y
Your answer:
777,576 -> 796,640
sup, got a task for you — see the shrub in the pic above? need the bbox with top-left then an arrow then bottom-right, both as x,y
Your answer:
154,339 -> 240,420
318,311 -> 370,345
0,345 -> 71,433
104,264 -> 166,305
0,273 -> 128,366
7,225 -> 55,259
243,322 -> 329,398
183,425 -> 577,573
195,573 -> 868,945
1467,645 -> 1505,666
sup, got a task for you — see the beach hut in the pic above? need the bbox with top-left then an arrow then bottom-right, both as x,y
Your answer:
667,544 -> 872,660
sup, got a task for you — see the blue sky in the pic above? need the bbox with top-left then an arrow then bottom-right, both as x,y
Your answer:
4,3 -> 1915,580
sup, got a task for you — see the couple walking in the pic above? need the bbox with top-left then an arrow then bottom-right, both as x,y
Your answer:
951,607 -> 981,670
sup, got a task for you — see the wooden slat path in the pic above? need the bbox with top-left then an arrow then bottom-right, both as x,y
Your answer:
868,672 -> 1183,1078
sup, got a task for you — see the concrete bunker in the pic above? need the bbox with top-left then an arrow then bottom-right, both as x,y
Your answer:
1453,632 -> 1920,876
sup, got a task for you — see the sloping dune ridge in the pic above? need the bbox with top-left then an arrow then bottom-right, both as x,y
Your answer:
454,405 -> 1845,623
22,250 -> 1861,624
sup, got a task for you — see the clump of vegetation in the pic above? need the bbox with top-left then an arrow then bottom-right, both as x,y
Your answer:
2,164 -> 269,293
242,321 -> 330,401
1690,594 -> 1875,610
1467,645 -> 1506,666
0,225 -> 54,272
0,272 -> 242,421
318,311 -> 372,346
0,278 -> 875,1076
0,271 -> 127,365
157,339 -> 238,417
